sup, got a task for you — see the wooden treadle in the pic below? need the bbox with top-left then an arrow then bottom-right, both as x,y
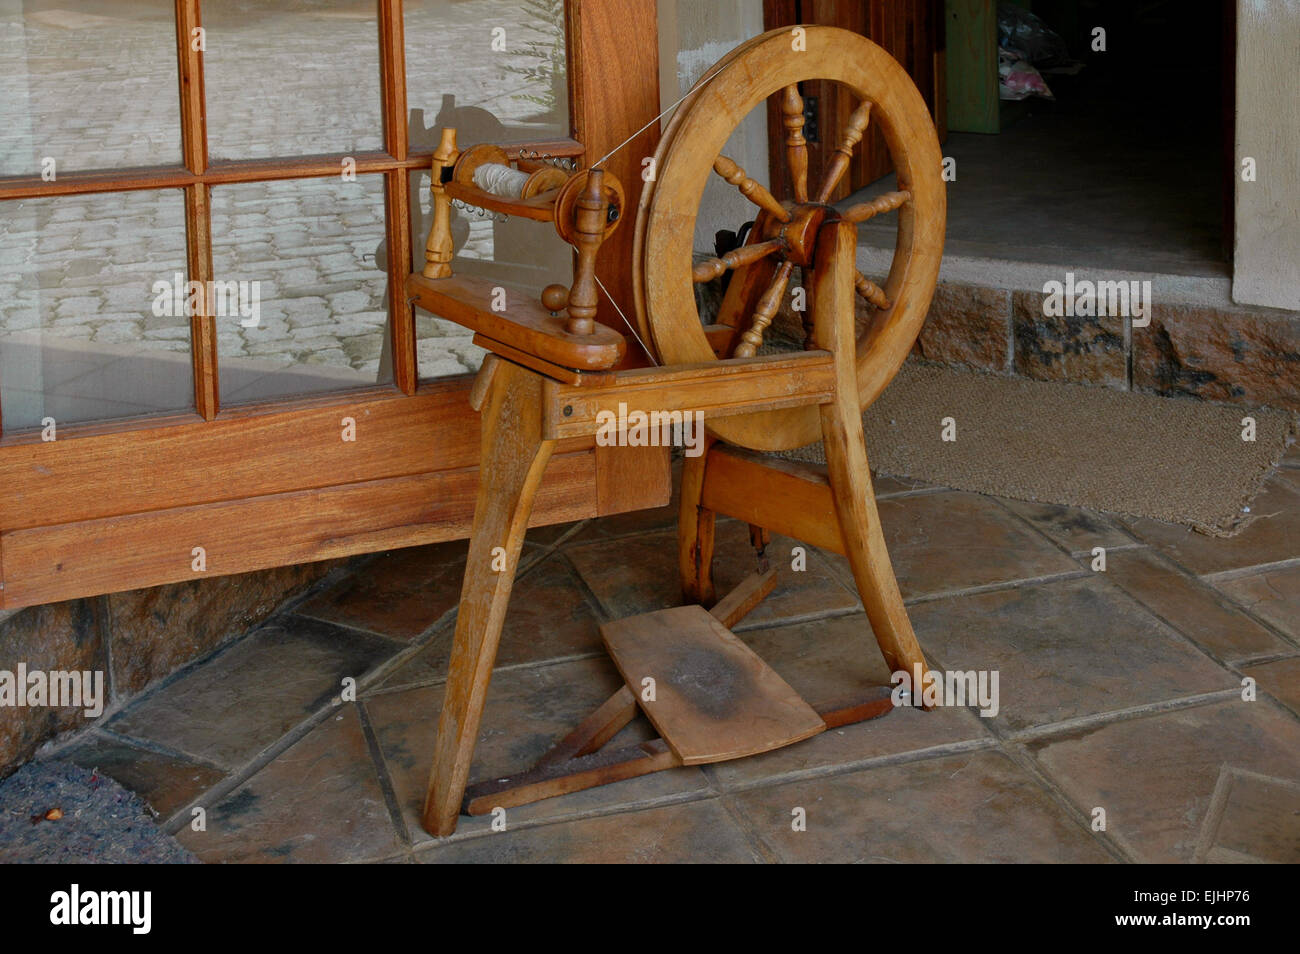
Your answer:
600,604 -> 825,765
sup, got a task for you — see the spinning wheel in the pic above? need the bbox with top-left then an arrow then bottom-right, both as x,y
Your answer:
407,26 -> 946,838
634,25 -> 945,451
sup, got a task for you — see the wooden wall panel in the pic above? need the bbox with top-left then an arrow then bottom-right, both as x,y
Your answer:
0,452 -> 597,608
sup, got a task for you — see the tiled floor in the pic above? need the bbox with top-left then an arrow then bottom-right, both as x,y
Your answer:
50,451 -> 1300,864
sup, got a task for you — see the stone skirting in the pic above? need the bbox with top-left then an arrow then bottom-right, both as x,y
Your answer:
0,560 -> 342,779
917,283 -> 1300,413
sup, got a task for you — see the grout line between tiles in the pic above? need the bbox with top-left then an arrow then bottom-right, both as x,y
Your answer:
356,700 -> 411,847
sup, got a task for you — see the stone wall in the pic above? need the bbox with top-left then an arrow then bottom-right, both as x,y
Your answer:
0,559 -> 341,779
922,283 -> 1300,412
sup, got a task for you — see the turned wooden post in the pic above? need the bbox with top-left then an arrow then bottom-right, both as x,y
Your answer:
565,169 -> 607,336
782,84 -> 809,203
817,100 -> 873,204
422,127 -> 460,279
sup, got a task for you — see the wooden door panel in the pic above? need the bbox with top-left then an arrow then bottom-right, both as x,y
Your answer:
764,0 -> 945,199
0,452 -> 598,608
0,0 -> 671,609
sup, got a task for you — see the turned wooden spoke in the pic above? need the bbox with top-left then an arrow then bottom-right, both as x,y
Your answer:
854,272 -> 891,310
714,155 -> 791,223
816,100 -> 873,203
692,238 -> 786,283
842,190 -> 911,223
782,85 -> 809,203
733,261 -> 795,358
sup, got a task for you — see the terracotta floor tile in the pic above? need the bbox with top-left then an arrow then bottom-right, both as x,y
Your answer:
296,541 -> 472,641
375,554 -> 605,691
176,706 -> 403,863
1238,657 -> 1300,718
1213,564 -> 1300,641
1103,548 -> 1290,661
996,498 -> 1134,553
1197,770 -> 1300,863
1121,477 -> 1300,576
566,520 -> 859,628
61,734 -> 226,821
706,614 -> 991,789
729,749 -> 1112,863
1028,700 -> 1300,863
107,617 -> 402,770
866,491 -> 1080,600
414,798 -> 760,864
908,576 -> 1238,732
363,656 -> 710,843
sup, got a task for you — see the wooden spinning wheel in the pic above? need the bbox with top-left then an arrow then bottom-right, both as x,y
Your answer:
409,26 -> 946,838
634,25 -> 944,451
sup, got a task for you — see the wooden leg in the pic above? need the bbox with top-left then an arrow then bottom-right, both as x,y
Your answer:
812,220 -> 930,680
678,436 -> 718,605
422,359 -> 556,836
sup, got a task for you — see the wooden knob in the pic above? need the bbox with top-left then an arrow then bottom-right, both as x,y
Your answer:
541,284 -> 569,313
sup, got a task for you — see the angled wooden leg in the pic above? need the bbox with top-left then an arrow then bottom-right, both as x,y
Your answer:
422,359 -> 556,836
679,435 -> 718,605
812,220 -> 930,680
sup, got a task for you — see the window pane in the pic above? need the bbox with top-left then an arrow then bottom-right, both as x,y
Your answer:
211,175 -> 392,404
406,0 -> 568,154
0,190 -> 193,432
0,1 -> 181,177
204,0 -> 383,160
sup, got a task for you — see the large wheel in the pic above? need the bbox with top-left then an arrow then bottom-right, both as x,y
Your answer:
633,26 -> 946,452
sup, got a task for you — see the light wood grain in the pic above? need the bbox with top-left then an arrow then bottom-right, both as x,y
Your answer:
600,604 -> 825,764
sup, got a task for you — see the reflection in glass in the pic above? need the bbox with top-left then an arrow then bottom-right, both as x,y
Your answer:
0,190 -> 193,432
0,0 -> 180,176
211,175 -> 393,405
204,0 -> 383,160
405,0 -> 568,154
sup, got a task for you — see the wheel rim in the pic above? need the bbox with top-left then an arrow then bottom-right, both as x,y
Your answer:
635,26 -> 945,452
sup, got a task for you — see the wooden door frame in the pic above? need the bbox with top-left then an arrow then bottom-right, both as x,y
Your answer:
0,0 -> 669,610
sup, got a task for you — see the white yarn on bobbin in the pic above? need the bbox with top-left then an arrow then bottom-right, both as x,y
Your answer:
473,162 -> 531,198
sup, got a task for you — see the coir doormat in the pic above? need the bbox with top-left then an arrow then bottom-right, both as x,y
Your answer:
779,362 -> 1297,537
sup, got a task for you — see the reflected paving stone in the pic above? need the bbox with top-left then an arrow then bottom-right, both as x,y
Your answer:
415,798 -> 760,864
107,617 -> 402,770
1028,700 -> 1300,863
61,734 -> 225,823
1197,770 -> 1300,864
375,554 -> 605,691
863,491 -> 1080,600
707,614 -> 991,789
997,497 -> 1134,553
731,749 -> 1111,863
1239,657 -> 1300,719
297,541 -> 473,641
363,656 -> 709,844
567,521 -> 859,628
1213,564 -> 1300,640
176,706 -> 402,864
908,576 -> 1238,733
1121,477 -> 1300,576
1102,549 -> 1289,661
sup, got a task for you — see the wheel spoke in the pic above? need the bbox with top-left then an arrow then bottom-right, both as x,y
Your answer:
733,261 -> 795,358
714,155 -> 791,223
782,85 -> 809,203
816,100 -> 873,203
842,190 -> 911,223
854,272 -> 891,310
692,238 -> 786,283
